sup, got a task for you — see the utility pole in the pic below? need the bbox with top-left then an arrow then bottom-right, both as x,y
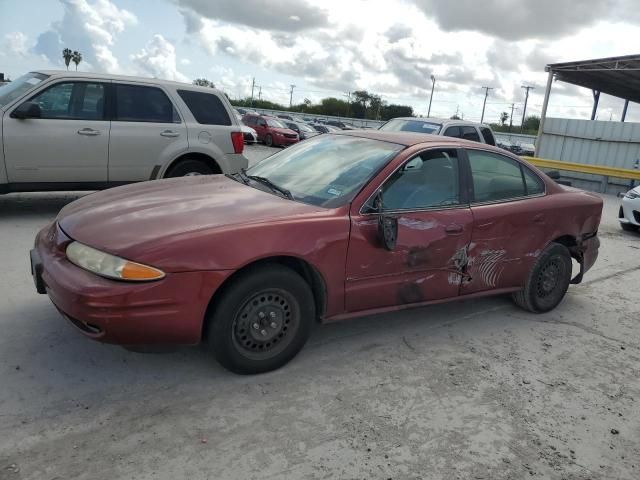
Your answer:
250,77 -> 255,107
509,103 -> 515,132
427,75 -> 436,117
480,86 -> 493,124
521,85 -> 534,132
289,84 -> 296,109
258,85 -> 262,101
343,91 -> 351,117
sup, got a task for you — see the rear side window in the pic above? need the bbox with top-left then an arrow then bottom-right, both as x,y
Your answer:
480,127 -> 496,146
462,126 -> 481,142
523,167 -> 545,195
467,150 -> 526,202
114,84 -> 180,123
177,90 -> 231,126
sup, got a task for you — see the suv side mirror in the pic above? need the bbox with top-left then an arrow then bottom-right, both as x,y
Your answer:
373,190 -> 398,251
12,101 -> 41,119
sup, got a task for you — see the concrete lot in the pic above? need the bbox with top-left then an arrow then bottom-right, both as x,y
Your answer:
1,144 -> 639,479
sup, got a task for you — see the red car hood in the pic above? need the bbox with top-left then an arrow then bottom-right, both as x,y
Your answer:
57,176 -> 323,261
272,127 -> 297,135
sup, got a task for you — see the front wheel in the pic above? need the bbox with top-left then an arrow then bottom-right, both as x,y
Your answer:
265,134 -> 274,147
207,265 -> 315,374
512,242 -> 572,313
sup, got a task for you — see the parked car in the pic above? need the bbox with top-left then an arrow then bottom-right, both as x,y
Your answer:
619,185 -> 640,232
310,123 -> 341,134
236,107 -> 257,115
242,114 -> 299,147
0,71 -> 247,194
234,112 -> 258,144
379,117 -> 496,146
31,131 -> 602,374
326,120 -> 356,130
283,121 -> 320,140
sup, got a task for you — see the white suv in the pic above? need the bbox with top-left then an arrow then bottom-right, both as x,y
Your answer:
379,117 -> 497,146
0,71 -> 248,194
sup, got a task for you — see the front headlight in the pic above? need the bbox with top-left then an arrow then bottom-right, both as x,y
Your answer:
624,190 -> 640,199
66,242 -> 165,282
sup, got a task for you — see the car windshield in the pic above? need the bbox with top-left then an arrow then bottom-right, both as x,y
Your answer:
298,124 -> 315,132
266,118 -> 286,128
246,134 -> 403,208
380,119 -> 442,134
0,72 -> 49,108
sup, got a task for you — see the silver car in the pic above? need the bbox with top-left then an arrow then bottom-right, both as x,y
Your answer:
0,71 -> 248,194
379,117 -> 497,146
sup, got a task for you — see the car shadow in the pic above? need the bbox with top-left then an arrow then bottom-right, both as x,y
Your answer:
0,192 -> 90,219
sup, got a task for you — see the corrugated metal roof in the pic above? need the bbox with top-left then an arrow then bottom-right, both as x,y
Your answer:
547,54 -> 640,103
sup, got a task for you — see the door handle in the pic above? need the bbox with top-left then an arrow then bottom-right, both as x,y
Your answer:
160,130 -> 180,138
445,224 -> 464,235
77,128 -> 100,136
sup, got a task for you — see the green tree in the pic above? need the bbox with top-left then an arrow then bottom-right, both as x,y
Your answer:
499,111 -> 509,126
71,51 -> 82,71
193,78 -> 215,88
522,115 -> 540,132
62,48 -> 73,70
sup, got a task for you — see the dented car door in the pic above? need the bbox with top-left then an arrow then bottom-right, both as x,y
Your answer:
345,148 -> 473,312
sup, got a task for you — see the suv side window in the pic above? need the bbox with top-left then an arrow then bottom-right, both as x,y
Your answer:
443,126 -> 461,138
114,84 -> 180,123
382,149 -> 461,210
28,82 -> 105,120
468,150 -> 527,202
462,126 -> 481,142
177,90 -> 231,125
480,127 -> 496,146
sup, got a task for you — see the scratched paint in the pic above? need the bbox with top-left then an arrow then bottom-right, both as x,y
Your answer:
398,218 -> 438,230
471,249 -> 506,288
525,249 -> 542,258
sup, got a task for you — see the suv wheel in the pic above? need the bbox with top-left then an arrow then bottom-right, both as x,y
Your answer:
165,159 -> 215,177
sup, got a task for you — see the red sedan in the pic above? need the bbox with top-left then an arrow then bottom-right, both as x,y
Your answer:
242,114 -> 299,147
31,132 -> 602,374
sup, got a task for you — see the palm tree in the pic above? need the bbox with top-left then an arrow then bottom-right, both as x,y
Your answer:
500,111 -> 509,126
62,48 -> 73,70
71,51 -> 82,71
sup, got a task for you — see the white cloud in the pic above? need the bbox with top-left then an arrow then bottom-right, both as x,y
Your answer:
33,0 -> 137,72
131,34 -> 188,82
3,32 -> 28,57
180,58 -> 192,66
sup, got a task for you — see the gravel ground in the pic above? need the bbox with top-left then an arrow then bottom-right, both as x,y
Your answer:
1,146 -> 639,479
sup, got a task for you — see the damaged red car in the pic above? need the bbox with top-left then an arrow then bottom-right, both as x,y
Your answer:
31,132 -> 602,374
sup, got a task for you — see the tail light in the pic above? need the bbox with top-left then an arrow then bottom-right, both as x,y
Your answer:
231,131 -> 244,154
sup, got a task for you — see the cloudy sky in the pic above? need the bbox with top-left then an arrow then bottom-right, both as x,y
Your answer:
1,0 -> 639,123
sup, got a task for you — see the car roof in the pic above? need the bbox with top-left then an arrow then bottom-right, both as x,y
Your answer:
388,117 -> 491,128
333,130 -> 497,148
33,70 -> 226,95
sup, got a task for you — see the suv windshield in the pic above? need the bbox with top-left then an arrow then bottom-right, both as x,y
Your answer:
246,134 -> 403,207
380,119 -> 442,134
266,118 -> 286,128
0,72 -> 49,108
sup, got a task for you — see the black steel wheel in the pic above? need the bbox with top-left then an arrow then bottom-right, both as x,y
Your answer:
165,158 -> 215,177
512,242 -> 572,313
207,265 -> 315,374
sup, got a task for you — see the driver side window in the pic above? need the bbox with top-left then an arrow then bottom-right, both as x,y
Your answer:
381,149 -> 461,211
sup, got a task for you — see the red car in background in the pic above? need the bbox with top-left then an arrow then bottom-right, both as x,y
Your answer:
31,132 -> 602,374
242,113 -> 299,147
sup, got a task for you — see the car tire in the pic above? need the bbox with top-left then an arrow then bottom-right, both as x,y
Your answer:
621,222 -> 638,232
207,264 -> 315,374
512,242 -> 572,313
265,134 -> 274,147
165,159 -> 215,177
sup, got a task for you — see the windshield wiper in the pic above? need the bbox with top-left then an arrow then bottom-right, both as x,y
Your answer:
225,169 -> 250,185
246,174 -> 294,200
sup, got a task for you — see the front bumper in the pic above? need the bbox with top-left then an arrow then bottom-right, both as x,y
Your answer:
619,196 -> 640,226
32,223 -> 231,345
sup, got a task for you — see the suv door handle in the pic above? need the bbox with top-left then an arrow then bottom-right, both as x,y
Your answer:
77,128 -> 100,136
445,224 -> 464,235
160,130 -> 180,138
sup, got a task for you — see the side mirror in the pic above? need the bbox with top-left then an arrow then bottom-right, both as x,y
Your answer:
374,190 -> 398,251
12,101 -> 41,119
546,169 -> 561,180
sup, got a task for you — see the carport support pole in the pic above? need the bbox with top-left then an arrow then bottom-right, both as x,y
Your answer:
536,69 -> 553,156
621,100 -> 629,122
591,90 -> 600,120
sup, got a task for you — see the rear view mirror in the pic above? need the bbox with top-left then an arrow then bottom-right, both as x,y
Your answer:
12,101 -> 41,119
374,190 -> 398,251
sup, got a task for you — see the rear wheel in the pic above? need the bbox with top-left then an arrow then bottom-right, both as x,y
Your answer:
265,134 -> 274,147
165,159 -> 215,177
207,265 -> 315,374
621,222 -> 638,232
512,242 -> 572,313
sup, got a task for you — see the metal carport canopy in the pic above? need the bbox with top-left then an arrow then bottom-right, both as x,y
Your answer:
536,54 -> 640,153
